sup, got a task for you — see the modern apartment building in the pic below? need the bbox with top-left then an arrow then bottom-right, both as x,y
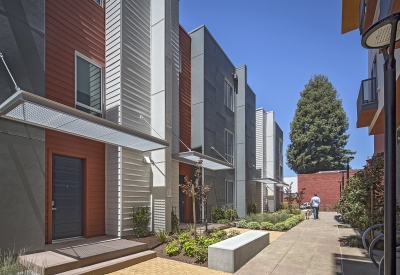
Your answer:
188,25 -> 257,218
341,0 -> 400,205
0,0 -> 183,252
255,108 -> 285,212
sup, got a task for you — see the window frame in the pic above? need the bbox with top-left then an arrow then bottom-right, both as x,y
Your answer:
225,129 -> 234,165
397,125 -> 400,146
225,180 -> 234,205
93,0 -> 103,7
75,51 -> 104,117
224,79 -> 234,111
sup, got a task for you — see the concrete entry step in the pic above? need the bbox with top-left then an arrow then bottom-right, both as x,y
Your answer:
57,250 -> 156,275
20,238 -> 149,275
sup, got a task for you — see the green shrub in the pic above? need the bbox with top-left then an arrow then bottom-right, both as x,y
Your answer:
194,245 -> 208,263
0,249 -> 39,275
187,223 -> 195,235
178,233 -> 190,244
165,240 -> 180,256
212,228 -> 227,239
130,206 -> 151,237
155,229 -> 170,243
244,212 -> 291,224
237,220 -> 248,228
227,229 -> 241,238
247,222 -> 261,230
171,211 -> 180,233
211,206 -> 238,222
217,219 -> 231,225
182,239 -> 196,257
203,237 -> 220,247
247,204 -> 257,214
273,222 -> 286,231
290,208 -> 301,215
348,235 -> 363,248
261,222 -> 274,230
296,214 -> 305,221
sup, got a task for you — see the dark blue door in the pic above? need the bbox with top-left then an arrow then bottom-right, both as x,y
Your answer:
52,155 -> 83,240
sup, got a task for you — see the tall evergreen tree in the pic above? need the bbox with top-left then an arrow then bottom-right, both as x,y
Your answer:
287,75 -> 355,174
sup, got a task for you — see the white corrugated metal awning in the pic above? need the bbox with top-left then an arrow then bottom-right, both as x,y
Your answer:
0,91 -> 169,152
172,151 -> 233,170
253,177 -> 289,187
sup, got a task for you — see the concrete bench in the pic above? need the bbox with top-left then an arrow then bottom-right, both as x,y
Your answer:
208,231 -> 269,273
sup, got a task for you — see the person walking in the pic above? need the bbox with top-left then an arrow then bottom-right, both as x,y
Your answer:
310,193 -> 321,219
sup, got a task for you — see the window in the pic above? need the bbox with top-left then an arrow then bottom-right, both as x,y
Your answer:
225,130 -> 234,164
279,139 -> 283,165
93,0 -> 103,7
370,57 -> 377,93
226,180 -> 234,205
225,80 -> 234,111
397,126 -> 400,146
75,53 -> 103,117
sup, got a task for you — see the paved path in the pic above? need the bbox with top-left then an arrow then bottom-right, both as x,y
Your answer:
235,212 -> 376,275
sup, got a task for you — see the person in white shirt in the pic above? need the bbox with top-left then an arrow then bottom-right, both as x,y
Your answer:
310,193 -> 321,219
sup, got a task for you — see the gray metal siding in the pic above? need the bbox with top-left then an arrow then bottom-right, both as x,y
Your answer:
190,26 -> 238,217
0,0 -> 45,252
121,0 -> 151,134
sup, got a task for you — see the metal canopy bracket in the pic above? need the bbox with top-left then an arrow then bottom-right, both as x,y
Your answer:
0,90 -> 169,152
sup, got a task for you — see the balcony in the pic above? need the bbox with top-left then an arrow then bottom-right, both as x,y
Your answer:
357,77 -> 378,128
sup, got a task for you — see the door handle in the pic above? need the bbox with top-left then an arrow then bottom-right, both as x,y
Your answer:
52,207 -> 57,210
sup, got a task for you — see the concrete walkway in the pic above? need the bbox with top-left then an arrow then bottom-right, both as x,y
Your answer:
235,212 -> 376,275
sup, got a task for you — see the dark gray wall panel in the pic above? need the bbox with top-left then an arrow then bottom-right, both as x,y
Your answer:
0,121 -> 45,253
0,0 -> 45,253
0,0 -> 45,103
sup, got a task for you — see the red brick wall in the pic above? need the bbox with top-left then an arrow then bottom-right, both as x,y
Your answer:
374,134 -> 384,155
298,171 -> 358,210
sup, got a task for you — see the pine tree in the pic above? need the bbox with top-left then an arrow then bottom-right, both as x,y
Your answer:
287,75 -> 355,174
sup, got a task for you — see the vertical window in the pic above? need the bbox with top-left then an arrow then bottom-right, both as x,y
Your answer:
226,180 -> 234,205
397,126 -> 400,146
179,48 -> 182,73
225,80 -> 234,111
225,130 -> 234,164
279,139 -> 283,165
93,0 -> 103,7
75,53 -> 103,117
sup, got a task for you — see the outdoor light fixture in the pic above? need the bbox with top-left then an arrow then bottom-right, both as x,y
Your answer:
362,11 -> 400,275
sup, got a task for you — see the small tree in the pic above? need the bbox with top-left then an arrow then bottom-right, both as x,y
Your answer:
284,182 -> 294,210
179,159 -> 209,237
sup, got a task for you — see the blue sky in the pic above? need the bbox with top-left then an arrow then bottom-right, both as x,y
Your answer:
180,0 -> 371,177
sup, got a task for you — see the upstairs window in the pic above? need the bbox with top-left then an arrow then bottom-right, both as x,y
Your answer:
225,80 -> 234,111
225,130 -> 234,164
75,53 -> 103,117
93,0 -> 103,7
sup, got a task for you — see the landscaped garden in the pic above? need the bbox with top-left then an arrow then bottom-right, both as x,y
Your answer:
124,204 -> 305,266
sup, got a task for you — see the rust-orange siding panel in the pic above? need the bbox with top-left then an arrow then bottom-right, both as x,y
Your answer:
45,0 -> 106,243
179,26 -> 193,223
45,130 -> 105,243
46,0 -> 105,106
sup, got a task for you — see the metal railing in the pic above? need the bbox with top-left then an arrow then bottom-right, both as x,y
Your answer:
357,77 -> 378,119
361,223 -> 400,274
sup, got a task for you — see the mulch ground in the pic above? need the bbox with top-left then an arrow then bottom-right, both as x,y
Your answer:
123,234 -> 208,267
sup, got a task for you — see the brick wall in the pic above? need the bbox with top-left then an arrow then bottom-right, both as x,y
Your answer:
374,134 -> 384,155
298,170 -> 358,210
